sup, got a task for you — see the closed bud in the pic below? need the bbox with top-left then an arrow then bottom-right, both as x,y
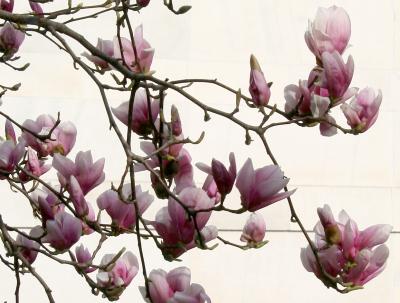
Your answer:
171,105 -> 182,136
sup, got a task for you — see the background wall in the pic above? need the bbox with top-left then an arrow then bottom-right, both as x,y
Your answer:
0,0 -> 399,302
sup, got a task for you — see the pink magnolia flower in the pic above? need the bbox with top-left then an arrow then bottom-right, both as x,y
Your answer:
341,87 -> 382,133
236,158 -> 295,211
82,38 -> 114,71
171,105 -> 182,136
0,0 -> 14,12
75,244 -> 95,273
52,150 -> 105,195
96,251 -> 139,300
0,120 -> 25,175
31,187 -> 63,222
16,226 -> 42,264
112,88 -> 159,136
201,174 -> 221,204
301,204 -> 392,287
19,147 -> 51,181
142,267 -> 211,303
240,212 -> 266,246
68,176 -> 89,217
305,6 -> 351,59
97,184 -> 153,231
29,1 -> 43,15
113,25 -> 154,73
249,54 -> 271,107
0,137 -> 25,178
22,114 -> 77,157
173,149 -> 194,193
284,80 -> 312,116
153,188 -> 216,258
42,211 -> 82,251
197,152 -> 236,200
321,51 -> 354,99
0,22 -> 24,59
319,114 -> 338,137
81,202 -> 96,235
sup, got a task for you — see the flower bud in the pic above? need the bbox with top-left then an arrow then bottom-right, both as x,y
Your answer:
240,212 -> 266,246
137,0 -> 150,7
249,54 -> 271,107
171,105 -> 182,136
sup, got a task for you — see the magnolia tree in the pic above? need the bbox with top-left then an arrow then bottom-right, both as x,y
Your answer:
0,1 -> 392,302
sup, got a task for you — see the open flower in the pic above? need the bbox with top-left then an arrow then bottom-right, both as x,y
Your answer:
16,226 -> 43,264
141,267 -> 211,303
42,211 -> 82,251
153,187 -> 216,259
22,114 -> 77,157
112,88 -> 159,136
113,25 -> 154,73
52,150 -> 105,195
97,251 -> 139,300
236,158 -> 295,211
97,184 -> 153,231
82,38 -> 114,71
341,87 -> 382,133
301,204 -> 392,287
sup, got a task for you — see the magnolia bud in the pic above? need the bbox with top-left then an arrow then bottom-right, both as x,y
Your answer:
137,0 -> 150,7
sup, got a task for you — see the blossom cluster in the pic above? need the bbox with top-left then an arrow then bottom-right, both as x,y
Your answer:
301,205 -> 391,288
0,2 -> 391,302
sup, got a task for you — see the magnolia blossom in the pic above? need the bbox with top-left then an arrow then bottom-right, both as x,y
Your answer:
142,267 -> 211,303
112,88 -> 160,136
16,226 -> 42,264
31,187 -> 63,222
341,87 -> 382,133
249,54 -> 271,107
201,174 -> 221,204
197,152 -> 236,201
97,184 -> 153,230
321,51 -> 354,99
153,187 -> 216,258
29,1 -> 43,15
97,251 -> 139,300
171,105 -> 182,136
236,158 -> 295,211
113,25 -> 154,73
305,6 -> 351,59
0,22 -> 25,59
82,38 -> 114,71
301,204 -> 392,287
52,150 -> 105,195
173,149 -> 194,193
240,212 -> 266,246
19,147 -> 51,181
75,244 -> 95,273
68,176 -> 90,217
0,138 -> 25,177
0,0 -> 13,12
42,211 -> 82,251
22,114 -> 77,157
284,80 -> 312,115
